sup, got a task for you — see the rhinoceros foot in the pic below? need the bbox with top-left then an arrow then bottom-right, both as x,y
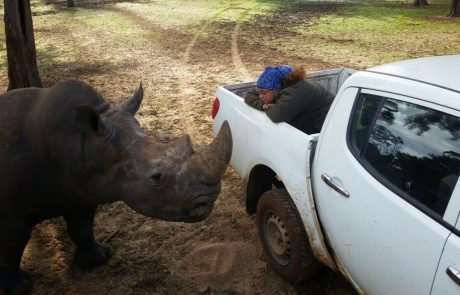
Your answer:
73,242 -> 112,269
0,268 -> 32,295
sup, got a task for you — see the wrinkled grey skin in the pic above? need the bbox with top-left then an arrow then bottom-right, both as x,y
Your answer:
0,80 -> 232,295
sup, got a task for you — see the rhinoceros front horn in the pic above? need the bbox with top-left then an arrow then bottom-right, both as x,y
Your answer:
122,82 -> 144,115
184,121 -> 232,183
207,121 -> 232,174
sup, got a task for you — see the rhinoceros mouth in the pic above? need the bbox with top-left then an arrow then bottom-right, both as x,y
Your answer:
189,204 -> 213,218
188,195 -> 216,219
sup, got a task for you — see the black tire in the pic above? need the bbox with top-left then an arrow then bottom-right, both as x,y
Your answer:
256,188 -> 322,283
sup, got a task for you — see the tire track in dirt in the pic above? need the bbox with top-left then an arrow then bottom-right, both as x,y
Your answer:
182,7 -> 235,65
178,7 -> 237,136
105,6 -> 169,34
179,241 -> 264,293
106,5 -> 205,140
230,5 -> 259,81
177,4 -> 261,139
177,5 -> 254,138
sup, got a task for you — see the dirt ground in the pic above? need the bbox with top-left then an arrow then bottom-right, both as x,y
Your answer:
0,1 -> 360,294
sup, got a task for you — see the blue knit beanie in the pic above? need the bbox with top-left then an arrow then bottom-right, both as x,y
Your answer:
256,65 -> 294,90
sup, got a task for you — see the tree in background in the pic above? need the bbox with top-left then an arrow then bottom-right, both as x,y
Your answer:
4,0 -> 42,90
450,0 -> 460,16
413,0 -> 429,6
67,0 -> 75,7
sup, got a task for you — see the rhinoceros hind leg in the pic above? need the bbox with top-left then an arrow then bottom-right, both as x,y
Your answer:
63,207 -> 112,269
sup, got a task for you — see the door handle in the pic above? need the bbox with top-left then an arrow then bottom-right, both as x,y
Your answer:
321,173 -> 350,198
447,266 -> 460,286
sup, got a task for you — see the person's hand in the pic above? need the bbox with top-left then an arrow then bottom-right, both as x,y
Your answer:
263,103 -> 274,110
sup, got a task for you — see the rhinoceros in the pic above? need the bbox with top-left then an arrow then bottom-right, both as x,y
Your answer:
0,80 -> 232,294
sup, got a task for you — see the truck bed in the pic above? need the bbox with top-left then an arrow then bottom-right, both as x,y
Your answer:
223,68 -> 356,98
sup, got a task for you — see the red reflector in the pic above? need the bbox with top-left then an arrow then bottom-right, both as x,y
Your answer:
211,97 -> 220,119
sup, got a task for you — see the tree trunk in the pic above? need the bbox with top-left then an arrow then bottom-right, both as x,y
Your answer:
449,0 -> 460,17
413,0 -> 429,6
4,0 -> 42,90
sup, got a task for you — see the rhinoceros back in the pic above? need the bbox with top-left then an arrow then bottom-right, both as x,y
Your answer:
0,81 -> 107,217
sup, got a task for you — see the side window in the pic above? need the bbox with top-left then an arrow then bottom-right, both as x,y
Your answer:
350,93 -> 460,217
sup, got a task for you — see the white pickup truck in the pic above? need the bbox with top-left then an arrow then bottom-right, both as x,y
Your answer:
211,55 -> 460,295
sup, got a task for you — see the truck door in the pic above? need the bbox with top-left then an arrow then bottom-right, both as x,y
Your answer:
431,209 -> 460,294
312,88 -> 460,295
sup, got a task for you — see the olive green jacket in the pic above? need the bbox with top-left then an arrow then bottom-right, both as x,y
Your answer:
244,80 -> 334,134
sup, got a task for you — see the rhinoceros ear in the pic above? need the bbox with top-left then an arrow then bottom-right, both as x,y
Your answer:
75,104 -> 104,133
122,82 -> 143,115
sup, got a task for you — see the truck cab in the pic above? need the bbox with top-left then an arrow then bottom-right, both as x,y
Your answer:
312,56 -> 460,294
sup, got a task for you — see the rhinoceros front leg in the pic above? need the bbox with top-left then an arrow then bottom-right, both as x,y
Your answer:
63,207 -> 112,269
0,223 -> 32,295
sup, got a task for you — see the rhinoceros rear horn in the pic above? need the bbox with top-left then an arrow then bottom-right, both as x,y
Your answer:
122,82 -> 144,115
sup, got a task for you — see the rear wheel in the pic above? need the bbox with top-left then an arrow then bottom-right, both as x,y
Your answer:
256,188 -> 322,283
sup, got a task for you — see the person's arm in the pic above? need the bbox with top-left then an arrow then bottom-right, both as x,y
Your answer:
244,89 -> 264,111
265,89 -> 305,123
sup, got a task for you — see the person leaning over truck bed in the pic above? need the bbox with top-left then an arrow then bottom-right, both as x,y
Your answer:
244,65 -> 335,134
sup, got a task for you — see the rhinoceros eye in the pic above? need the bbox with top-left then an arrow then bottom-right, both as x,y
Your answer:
150,172 -> 163,184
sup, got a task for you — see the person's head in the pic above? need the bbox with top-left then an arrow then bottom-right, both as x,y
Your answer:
256,65 -> 306,103
257,88 -> 278,104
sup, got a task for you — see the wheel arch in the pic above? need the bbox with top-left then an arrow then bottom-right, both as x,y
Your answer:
245,164 -> 276,214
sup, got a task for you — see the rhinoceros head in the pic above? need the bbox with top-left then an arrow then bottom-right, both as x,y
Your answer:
74,84 -> 232,223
